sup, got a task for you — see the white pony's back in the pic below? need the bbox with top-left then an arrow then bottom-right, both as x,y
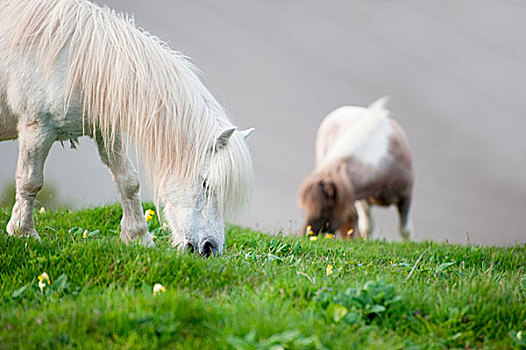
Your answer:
316,97 -> 390,169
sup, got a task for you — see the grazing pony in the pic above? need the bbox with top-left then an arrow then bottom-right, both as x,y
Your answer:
298,97 -> 414,240
0,0 -> 254,256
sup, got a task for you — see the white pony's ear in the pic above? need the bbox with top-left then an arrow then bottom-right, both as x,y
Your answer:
240,127 -> 255,140
214,127 -> 237,151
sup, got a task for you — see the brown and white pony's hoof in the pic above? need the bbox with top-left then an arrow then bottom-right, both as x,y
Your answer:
400,224 -> 413,241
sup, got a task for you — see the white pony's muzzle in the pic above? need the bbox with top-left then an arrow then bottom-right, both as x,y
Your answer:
199,237 -> 222,257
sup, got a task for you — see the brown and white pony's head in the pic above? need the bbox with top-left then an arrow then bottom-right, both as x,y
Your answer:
297,164 -> 355,236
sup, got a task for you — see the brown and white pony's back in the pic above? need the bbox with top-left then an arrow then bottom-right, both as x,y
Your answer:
298,97 -> 414,240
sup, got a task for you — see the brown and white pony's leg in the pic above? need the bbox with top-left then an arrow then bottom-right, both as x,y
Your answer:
355,200 -> 373,239
397,196 -> 413,240
95,134 -> 154,247
7,121 -> 55,239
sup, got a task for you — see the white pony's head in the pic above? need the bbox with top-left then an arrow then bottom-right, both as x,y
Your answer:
161,127 -> 254,257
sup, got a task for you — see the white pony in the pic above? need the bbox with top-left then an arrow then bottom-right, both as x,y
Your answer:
0,0 -> 254,256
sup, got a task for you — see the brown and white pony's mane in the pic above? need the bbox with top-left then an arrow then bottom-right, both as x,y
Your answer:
0,0 -> 253,219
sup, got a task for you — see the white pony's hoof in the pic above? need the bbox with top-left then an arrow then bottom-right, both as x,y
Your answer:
141,232 -> 156,247
14,230 -> 41,240
28,230 -> 42,240
6,223 -> 41,240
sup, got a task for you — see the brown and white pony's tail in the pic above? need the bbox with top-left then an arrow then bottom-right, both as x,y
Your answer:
368,96 -> 390,113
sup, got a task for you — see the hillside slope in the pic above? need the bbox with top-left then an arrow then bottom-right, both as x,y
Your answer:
0,204 -> 525,349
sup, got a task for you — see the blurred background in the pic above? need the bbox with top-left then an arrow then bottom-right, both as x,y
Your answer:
1,1 -> 525,246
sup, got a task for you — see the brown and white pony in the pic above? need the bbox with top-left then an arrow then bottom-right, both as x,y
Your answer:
298,97 -> 414,240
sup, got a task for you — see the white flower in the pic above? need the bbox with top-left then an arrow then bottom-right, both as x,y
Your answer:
153,283 -> 166,295
38,272 -> 50,292
39,207 -> 46,214
38,280 -> 46,292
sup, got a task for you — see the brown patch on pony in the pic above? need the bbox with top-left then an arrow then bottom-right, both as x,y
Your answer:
297,161 -> 355,235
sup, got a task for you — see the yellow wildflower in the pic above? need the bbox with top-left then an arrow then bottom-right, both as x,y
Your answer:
518,331 -> 523,340
326,264 -> 333,276
153,283 -> 166,295
347,228 -> 354,236
305,225 -> 315,236
324,233 -> 334,239
38,272 -> 50,292
38,272 -> 50,285
83,230 -> 88,239
309,236 -> 318,241
145,209 -> 155,223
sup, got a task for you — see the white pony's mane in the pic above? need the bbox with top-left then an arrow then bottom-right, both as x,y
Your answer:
0,0 -> 253,219
317,97 -> 390,169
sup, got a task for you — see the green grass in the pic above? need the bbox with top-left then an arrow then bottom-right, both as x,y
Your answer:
0,204 -> 525,349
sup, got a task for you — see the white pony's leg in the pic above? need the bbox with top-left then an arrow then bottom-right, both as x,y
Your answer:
7,121 -> 55,239
95,135 -> 154,247
397,196 -> 413,240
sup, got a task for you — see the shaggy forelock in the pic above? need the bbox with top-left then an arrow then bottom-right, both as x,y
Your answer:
298,163 -> 353,218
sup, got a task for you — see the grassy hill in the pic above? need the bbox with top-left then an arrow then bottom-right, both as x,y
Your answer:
0,204 -> 525,349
